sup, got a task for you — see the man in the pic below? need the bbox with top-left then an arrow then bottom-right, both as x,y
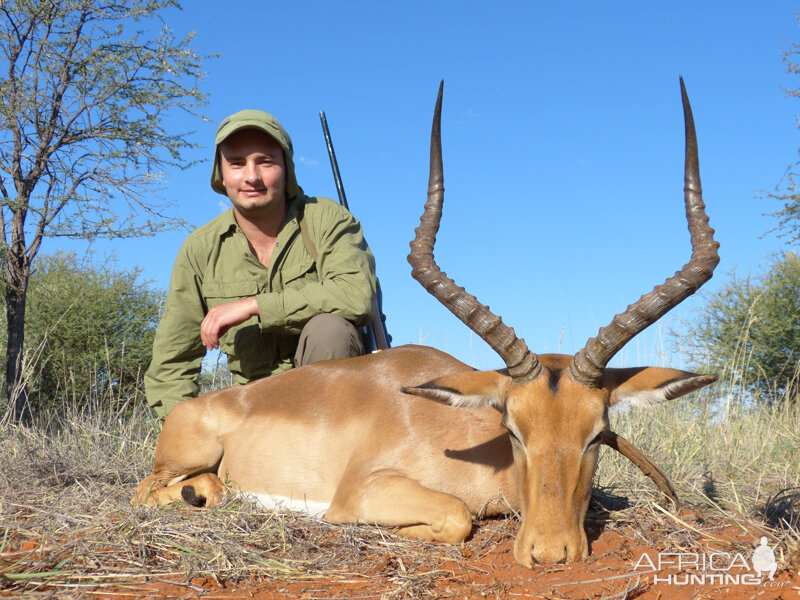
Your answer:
145,109 -> 377,418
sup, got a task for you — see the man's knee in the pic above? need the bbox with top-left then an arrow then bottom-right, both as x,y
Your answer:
294,314 -> 365,367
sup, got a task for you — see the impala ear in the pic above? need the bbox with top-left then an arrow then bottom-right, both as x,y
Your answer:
402,370 -> 511,410
605,367 -> 717,408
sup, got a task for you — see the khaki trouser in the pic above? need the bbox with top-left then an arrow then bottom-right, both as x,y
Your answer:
294,313 -> 365,367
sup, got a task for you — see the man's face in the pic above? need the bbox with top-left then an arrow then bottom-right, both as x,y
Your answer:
219,129 -> 287,219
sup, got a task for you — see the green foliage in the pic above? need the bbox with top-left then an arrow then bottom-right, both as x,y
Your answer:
766,23 -> 800,245
678,252 -> 800,402
0,0 -> 209,415
0,252 -> 164,409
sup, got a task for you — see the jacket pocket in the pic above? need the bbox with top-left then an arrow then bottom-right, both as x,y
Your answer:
201,280 -> 262,355
202,280 -> 259,307
280,259 -> 317,287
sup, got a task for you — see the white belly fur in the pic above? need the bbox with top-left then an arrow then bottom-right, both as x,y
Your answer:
247,492 -> 331,518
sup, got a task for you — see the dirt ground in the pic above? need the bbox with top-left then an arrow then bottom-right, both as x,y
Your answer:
80,507 -> 799,600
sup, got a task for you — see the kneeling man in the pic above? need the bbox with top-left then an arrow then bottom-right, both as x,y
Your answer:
145,109 -> 377,418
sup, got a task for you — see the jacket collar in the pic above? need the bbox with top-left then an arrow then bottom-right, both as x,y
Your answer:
217,192 -> 305,240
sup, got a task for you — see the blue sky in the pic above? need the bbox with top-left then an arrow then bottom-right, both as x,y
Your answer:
49,1 -> 800,370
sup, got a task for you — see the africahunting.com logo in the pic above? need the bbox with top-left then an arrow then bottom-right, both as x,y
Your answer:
633,537 -> 787,588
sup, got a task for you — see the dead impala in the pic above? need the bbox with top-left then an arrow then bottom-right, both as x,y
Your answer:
134,79 -> 719,566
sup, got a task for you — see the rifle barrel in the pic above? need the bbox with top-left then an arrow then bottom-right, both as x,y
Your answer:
319,111 -> 349,211
318,110 -> 390,351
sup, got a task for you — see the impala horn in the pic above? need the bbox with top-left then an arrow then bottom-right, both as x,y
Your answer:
572,78 -> 719,506
601,430 -> 679,505
567,78 -> 720,387
407,81 -> 542,385
410,79 -> 717,506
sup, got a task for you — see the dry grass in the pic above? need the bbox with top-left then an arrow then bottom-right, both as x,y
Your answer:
597,372 -> 800,538
1,365 -> 799,598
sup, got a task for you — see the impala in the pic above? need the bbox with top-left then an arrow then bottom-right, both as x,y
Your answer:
135,79 -> 719,566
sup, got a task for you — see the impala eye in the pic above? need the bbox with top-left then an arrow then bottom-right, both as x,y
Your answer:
501,417 -> 523,446
507,434 -> 524,449
588,432 -> 603,447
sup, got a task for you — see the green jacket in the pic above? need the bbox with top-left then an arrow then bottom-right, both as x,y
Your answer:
144,194 -> 377,418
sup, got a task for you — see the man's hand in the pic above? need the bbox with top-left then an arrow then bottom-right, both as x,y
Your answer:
201,297 -> 259,351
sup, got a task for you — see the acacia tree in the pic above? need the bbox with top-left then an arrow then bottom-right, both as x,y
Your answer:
677,253 -> 800,403
0,0 -> 206,420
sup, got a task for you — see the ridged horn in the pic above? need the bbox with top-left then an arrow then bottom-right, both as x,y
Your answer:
601,430 -> 678,505
408,81 -> 542,384
567,77 -> 720,387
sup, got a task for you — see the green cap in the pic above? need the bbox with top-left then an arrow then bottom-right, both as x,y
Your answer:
210,109 -> 300,198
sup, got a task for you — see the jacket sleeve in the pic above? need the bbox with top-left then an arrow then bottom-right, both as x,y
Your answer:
255,199 -> 377,334
144,241 -> 207,418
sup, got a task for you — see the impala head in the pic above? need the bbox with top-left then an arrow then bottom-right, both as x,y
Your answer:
405,80 -> 720,566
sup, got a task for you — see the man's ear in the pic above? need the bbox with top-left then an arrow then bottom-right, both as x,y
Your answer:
604,367 -> 717,408
402,370 -> 511,411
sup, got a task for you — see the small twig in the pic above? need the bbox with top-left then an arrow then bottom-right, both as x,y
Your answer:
549,568 -> 658,588
150,577 -> 207,593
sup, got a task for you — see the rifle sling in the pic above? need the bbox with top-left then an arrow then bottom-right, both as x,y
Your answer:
297,202 -> 319,263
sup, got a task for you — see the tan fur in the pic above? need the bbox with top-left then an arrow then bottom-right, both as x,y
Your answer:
134,345 -> 714,566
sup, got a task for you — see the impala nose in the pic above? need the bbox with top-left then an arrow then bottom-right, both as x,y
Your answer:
532,543 -> 568,565
531,528 -> 587,564
515,520 -> 588,566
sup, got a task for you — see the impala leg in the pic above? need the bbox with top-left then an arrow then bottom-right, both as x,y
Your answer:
132,398 -> 226,507
324,469 -> 473,544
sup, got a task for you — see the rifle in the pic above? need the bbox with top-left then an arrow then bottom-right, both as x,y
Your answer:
319,111 -> 391,351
